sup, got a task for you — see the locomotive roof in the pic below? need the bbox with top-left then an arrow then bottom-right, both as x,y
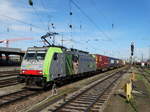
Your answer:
27,46 -> 89,54
70,48 -> 89,54
28,45 -> 67,50
27,46 -> 49,51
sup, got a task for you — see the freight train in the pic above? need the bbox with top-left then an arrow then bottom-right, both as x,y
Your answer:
18,46 -> 125,88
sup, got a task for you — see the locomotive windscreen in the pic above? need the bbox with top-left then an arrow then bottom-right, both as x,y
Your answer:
25,50 -> 46,60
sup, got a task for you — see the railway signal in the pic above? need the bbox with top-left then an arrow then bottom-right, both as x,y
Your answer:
131,42 -> 134,56
28,0 -> 33,6
130,42 -> 134,64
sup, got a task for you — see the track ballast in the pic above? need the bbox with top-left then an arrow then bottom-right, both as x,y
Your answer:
48,68 -> 127,112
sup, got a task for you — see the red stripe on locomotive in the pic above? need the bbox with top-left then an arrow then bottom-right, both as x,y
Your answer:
20,70 -> 42,75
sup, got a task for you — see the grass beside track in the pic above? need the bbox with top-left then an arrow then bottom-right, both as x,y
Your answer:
136,68 -> 150,96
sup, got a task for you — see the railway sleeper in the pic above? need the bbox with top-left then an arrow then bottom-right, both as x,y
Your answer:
69,102 -> 89,107
60,108 -> 82,112
78,97 -> 97,101
63,105 -> 87,111
80,95 -> 98,98
73,101 -> 91,104
75,99 -> 92,104
67,104 -> 89,108
90,109 -> 100,112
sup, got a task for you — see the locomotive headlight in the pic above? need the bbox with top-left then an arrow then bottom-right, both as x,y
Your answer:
38,71 -> 42,74
21,70 -> 25,74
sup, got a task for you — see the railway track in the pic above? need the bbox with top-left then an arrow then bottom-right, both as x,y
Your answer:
139,68 -> 150,83
0,70 -> 20,88
142,72 -> 150,83
142,69 -> 150,83
0,89 -> 41,107
0,67 -> 128,111
46,69 -> 127,112
0,70 -> 19,78
0,70 -> 19,73
0,77 -> 20,88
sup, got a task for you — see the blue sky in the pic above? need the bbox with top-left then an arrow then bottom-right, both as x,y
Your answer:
0,0 -> 150,60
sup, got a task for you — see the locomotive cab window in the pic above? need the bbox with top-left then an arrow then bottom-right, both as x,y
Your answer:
53,53 -> 58,60
25,50 -> 46,60
36,52 -> 46,60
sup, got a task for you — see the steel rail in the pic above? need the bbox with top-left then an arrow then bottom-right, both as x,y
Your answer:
0,89 -> 41,107
0,70 -> 20,88
0,70 -> 19,74
0,70 -> 19,78
51,69 -> 126,112
0,77 -> 20,88
139,68 -> 150,83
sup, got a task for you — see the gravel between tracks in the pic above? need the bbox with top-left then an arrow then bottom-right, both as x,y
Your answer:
0,84 -> 25,96
0,67 -> 125,112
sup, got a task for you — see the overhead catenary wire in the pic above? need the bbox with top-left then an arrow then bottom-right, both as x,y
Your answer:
32,0 -> 59,34
0,14 -> 47,32
37,0 -> 118,56
29,0 -> 48,31
87,0 -> 122,56
32,6 -> 46,25
69,0 -> 73,38
0,0 -> 47,33
40,0 -> 52,18
89,0 -> 114,28
40,0 -> 53,32
70,0 -> 122,57
70,0 -> 112,41
28,0 -> 110,50
1,0 -> 119,57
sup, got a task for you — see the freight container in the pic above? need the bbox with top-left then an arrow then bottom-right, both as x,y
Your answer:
109,57 -> 118,67
95,54 -> 109,70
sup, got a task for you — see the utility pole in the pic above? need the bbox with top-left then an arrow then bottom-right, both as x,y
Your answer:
149,46 -> 150,61
148,46 -> 150,67
52,35 -> 55,45
141,53 -> 143,62
61,35 -> 64,46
